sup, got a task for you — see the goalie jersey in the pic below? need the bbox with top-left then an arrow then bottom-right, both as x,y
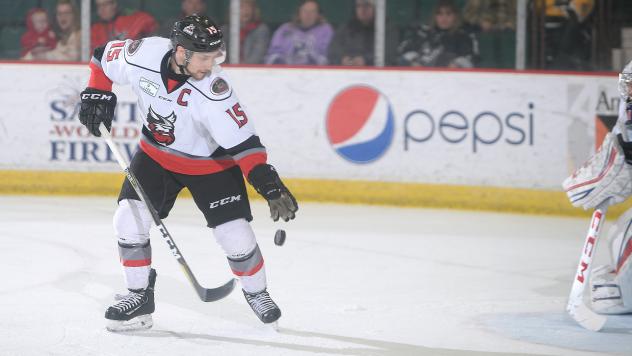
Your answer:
88,36 -> 267,177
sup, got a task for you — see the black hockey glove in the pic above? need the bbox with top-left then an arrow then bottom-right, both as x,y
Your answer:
248,164 -> 298,222
79,88 -> 117,137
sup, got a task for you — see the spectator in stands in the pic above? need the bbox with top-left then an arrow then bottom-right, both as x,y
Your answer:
398,0 -> 477,68
20,8 -> 57,60
221,0 -> 270,64
544,0 -> 594,70
159,0 -> 208,37
462,0 -> 515,68
91,0 -> 158,52
328,0 -> 397,66
462,0 -> 516,33
40,0 -> 82,61
265,0 -> 333,65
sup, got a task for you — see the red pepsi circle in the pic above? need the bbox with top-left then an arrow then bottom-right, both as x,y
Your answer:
326,86 -> 395,164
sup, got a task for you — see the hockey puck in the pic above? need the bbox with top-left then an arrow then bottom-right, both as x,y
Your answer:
274,229 -> 286,246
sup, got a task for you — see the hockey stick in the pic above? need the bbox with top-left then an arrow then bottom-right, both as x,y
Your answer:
566,199 -> 609,331
99,124 -> 236,302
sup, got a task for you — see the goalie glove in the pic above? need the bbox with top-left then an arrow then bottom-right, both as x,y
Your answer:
248,164 -> 298,222
563,132 -> 632,209
79,88 -> 117,137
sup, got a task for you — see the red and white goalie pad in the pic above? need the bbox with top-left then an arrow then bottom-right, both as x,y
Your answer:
563,133 -> 632,210
590,207 -> 632,314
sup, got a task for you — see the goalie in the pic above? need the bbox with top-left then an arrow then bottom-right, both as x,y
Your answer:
563,60 -> 632,315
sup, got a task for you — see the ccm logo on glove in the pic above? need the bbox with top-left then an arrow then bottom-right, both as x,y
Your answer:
81,93 -> 115,100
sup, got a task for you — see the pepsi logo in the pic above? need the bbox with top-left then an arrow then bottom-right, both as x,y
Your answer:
326,86 -> 395,164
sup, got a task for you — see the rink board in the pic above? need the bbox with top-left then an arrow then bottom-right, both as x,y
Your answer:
5,169 -> 632,218
0,62 -> 621,215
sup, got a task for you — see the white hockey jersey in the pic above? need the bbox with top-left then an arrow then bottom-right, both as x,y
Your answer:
92,36 -> 266,175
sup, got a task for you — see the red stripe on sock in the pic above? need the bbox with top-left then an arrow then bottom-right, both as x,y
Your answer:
121,258 -> 151,267
232,259 -> 264,277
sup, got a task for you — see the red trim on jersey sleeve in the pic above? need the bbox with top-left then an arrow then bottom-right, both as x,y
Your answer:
140,140 -> 237,175
88,61 -> 113,91
121,258 -> 151,267
236,152 -> 268,178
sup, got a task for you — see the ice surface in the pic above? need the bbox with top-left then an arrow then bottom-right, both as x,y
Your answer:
0,196 -> 629,356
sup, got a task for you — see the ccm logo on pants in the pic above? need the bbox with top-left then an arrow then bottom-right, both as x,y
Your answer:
210,195 -> 241,209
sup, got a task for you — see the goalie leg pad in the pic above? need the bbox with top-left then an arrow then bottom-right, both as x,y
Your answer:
591,208 -> 632,314
591,265 -> 626,314
605,207 -> 632,273
563,133 -> 632,209
617,259 -> 632,313
591,264 -> 632,314
592,207 -> 632,314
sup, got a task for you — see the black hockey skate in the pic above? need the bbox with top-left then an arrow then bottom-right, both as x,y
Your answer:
243,288 -> 281,324
105,268 -> 157,332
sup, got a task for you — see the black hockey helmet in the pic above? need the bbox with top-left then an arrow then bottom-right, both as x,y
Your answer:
171,14 -> 223,53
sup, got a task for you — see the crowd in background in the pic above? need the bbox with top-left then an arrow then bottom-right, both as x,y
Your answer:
6,0 -> 600,70
20,0 -> 82,61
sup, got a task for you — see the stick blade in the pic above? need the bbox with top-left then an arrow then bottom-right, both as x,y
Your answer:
196,278 -> 237,302
567,302 -> 607,331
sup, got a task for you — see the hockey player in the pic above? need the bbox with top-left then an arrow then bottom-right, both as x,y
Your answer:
78,15 -> 298,331
563,60 -> 632,315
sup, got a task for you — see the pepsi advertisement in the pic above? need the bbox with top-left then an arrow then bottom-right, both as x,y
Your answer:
229,68 -> 617,190
0,63 -> 618,190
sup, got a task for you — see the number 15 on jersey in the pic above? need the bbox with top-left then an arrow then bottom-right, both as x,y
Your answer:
226,103 -> 248,128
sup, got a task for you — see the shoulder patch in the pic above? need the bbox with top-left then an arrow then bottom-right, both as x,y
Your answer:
126,39 -> 144,56
210,77 -> 230,95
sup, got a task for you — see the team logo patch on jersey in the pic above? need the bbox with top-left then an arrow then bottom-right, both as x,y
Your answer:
146,106 -> 177,145
126,39 -> 143,56
139,77 -> 159,97
211,77 -> 229,95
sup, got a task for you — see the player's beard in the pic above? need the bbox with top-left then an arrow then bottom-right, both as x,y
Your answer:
192,71 -> 210,80
182,62 -> 211,80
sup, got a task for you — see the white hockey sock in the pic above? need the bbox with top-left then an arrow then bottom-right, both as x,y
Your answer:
114,199 -> 153,290
123,265 -> 151,290
214,219 -> 267,293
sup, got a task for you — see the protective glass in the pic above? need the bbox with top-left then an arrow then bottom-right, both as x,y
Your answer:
213,42 -> 227,65
619,72 -> 632,100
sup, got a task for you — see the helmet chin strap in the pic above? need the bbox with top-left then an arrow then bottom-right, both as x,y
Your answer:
171,48 -> 193,75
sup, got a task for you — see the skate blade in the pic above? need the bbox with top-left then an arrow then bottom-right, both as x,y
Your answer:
106,314 -> 153,332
